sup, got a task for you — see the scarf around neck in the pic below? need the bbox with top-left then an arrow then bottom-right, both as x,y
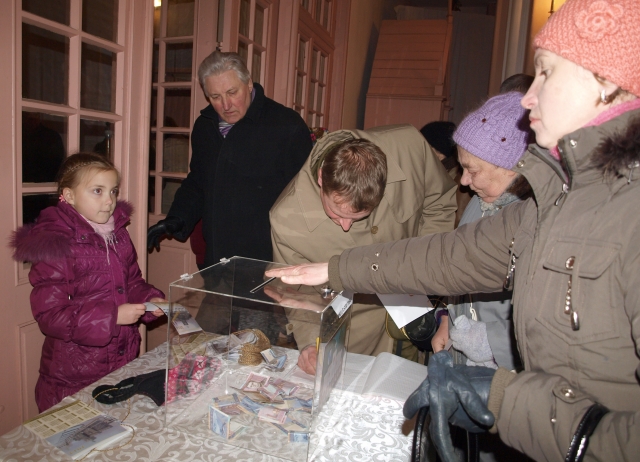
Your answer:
82,213 -> 116,262
218,87 -> 256,137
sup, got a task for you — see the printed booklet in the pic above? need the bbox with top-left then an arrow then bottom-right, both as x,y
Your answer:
24,400 -> 131,459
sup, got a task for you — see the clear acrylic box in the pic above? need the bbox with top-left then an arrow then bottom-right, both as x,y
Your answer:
163,257 -> 352,461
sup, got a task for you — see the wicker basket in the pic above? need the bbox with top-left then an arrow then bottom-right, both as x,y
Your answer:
232,329 -> 271,366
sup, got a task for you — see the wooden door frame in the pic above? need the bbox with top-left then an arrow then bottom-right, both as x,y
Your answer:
272,0 -> 349,130
0,0 -> 155,433
0,0 -> 21,436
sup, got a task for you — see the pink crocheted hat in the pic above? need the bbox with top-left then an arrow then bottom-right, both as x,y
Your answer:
534,0 -> 640,97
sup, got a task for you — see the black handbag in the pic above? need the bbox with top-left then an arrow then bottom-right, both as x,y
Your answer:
385,296 -> 446,352
411,408 -> 480,462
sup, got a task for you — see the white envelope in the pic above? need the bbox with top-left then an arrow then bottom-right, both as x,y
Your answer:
377,293 -> 434,328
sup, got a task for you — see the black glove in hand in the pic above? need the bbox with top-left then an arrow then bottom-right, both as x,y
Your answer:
147,216 -> 185,251
403,351 -> 496,462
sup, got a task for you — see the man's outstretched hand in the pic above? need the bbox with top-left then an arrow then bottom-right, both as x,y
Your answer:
147,216 -> 185,251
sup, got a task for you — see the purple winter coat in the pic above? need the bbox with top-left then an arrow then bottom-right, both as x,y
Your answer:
10,201 -> 164,412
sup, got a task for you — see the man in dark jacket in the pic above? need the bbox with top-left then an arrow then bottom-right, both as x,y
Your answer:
147,51 -> 312,268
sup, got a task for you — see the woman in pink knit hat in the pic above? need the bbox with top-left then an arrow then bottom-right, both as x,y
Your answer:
267,1 -> 640,461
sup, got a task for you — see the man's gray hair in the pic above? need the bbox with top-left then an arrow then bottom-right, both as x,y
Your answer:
197,51 -> 251,92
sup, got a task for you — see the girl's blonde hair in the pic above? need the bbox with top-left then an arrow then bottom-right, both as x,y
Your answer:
56,153 -> 120,195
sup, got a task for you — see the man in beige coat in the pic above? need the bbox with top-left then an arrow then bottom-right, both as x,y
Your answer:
270,124 -> 457,372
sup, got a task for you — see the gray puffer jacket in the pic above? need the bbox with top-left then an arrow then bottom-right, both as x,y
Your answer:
448,194 -> 523,371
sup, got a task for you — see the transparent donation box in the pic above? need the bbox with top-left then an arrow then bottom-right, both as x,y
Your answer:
163,257 -> 352,461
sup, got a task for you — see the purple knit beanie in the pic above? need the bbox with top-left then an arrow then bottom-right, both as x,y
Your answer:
453,92 -> 531,170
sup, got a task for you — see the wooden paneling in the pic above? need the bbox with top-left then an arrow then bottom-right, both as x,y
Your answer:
380,19 -> 447,35
380,34 -> 446,46
370,68 -> 439,80
365,13 -> 453,130
364,95 -> 443,130
375,41 -> 444,53
145,230 -> 197,352
373,50 -> 443,61
373,59 -> 441,70
367,85 -> 436,97
19,321 -> 45,421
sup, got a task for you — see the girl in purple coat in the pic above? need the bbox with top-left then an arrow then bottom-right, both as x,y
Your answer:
11,153 -> 165,412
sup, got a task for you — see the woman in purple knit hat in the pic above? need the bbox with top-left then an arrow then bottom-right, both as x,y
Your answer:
267,0 -> 640,460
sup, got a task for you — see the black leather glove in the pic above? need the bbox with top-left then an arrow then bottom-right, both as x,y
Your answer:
403,351 -> 496,462
147,216 -> 185,251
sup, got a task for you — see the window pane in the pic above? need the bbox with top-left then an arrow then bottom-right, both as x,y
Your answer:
307,81 -> 315,113
149,132 -> 157,171
311,49 -> 318,78
82,0 -> 118,42
81,42 -> 116,112
80,119 -> 114,158
319,54 -> 326,82
22,24 -> 69,105
23,0 -> 70,25
164,88 -> 191,128
306,112 -> 313,126
316,86 -> 323,112
151,88 -> 158,127
161,178 -> 182,214
252,50 -> 262,84
167,0 -> 194,37
315,0 -> 322,22
301,0 -> 309,11
297,38 -> 306,70
239,0 -> 250,37
162,134 -> 189,173
238,41 -> 248,66
254,5 -> 264,46
323,0 -> 331,29
315,113 -> 323,128
148,176 -> 156,214
152,43 -> 159,83
165,42 -> 192,82
23,194 -> 58,225
22,112 -> 67,183
153,3 -> 161,38
295,74 -> 303,106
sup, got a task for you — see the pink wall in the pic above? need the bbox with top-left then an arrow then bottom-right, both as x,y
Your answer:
340,0 -> 386,129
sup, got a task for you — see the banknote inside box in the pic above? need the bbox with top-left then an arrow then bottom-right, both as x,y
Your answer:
164,257 -> 351,462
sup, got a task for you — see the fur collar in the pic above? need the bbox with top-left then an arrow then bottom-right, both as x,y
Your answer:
9,201 -> 134,263
591,115 -> 640,180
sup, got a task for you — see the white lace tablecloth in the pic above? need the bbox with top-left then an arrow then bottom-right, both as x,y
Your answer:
0,344 -> 413,461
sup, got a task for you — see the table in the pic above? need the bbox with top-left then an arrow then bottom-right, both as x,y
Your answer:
0,343 -> 416,461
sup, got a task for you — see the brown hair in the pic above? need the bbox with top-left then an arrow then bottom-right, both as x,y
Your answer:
320,139 -> 387,212
593,74 -> 628,105
56,152 -> 120,195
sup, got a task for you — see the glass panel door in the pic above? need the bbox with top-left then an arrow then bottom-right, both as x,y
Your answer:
236,0 -> 270,85
149,0 -> 195,215
19,0 -> 125,229
294,0 -> 334,127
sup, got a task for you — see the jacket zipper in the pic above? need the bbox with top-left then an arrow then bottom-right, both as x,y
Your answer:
504,238 -> 516,290
555,183 -> 570,206
528,141 -> 573,207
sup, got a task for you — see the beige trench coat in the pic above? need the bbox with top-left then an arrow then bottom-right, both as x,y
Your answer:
328,108 -> 640,461
270,124 -> 457,354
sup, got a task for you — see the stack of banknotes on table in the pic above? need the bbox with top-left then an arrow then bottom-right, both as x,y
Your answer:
209,372 -> 313,442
